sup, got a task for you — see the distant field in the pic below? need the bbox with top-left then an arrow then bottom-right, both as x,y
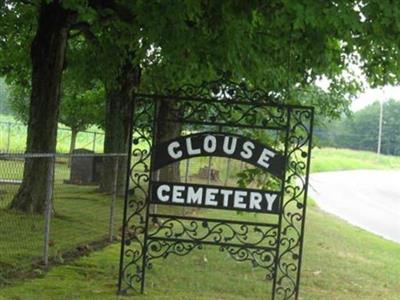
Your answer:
0,114 -> 104,153
3,114 -> 399,174
311,147 -> 400,172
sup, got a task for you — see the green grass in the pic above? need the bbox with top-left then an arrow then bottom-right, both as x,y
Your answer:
0,160 -> 123,283
0,148 -> 400,299
186,147 -> 400,180
0,203 -> 399,300
311,147 -> 400,172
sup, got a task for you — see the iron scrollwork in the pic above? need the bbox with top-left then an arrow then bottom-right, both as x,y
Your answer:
148,216 -> 278,249
146,239 -> 203,270
144,216 -> 279,281
169,100 -> 288,129
119,80 -> 314,300
274,108 -> 313,300
118,98 -> 154,294
166,77 -> 280,104
220,246 -> 276,280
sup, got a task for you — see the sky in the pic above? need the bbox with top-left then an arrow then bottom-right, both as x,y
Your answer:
316,67 -> 400,112
315,58 -> 400,112
351,85 -> 400,111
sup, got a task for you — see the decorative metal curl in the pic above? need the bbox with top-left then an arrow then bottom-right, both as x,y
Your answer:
165,77 -> 281,105
146,240 -> 203,270
274,108 -> 313,300
167,100 -> 287,129
220,246 -> 276,280
119,81 -> 314,300
149,217 -> 278,249
119,99 -> 155,293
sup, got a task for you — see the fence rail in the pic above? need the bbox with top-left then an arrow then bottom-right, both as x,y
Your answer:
0,121 -> 105,153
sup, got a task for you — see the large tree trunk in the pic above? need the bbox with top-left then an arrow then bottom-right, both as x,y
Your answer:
67,127 -> 78,167
100,62 -> 140,193
157,100 -> 182,182
9,2 -> 76,213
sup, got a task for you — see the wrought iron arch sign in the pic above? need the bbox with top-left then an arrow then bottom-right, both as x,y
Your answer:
152,132 -> 286,179
117,79 -> 314,300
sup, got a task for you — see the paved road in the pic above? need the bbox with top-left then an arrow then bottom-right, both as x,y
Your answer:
309,170 -> 400,243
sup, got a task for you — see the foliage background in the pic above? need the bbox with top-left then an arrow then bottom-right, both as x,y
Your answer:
315,99 -> 400,156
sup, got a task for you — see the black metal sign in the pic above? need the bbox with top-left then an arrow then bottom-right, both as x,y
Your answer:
118,80 -> 314,300
150,181 -> 281,214
152,132 -> 285,178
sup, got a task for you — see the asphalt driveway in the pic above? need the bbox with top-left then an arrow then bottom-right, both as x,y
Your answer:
309,170 -> 400,243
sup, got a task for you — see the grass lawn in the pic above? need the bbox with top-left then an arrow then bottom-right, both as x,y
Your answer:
0,201 -> 399,300
0,160 -> 123,283
311,147 -> 400,172
0,148 -> 399,299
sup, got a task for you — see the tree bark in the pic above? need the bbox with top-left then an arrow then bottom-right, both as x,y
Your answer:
156,100 -> 182,182
67,128 -> 78,167
100,61 -> 140,193
9,2 -> 77,213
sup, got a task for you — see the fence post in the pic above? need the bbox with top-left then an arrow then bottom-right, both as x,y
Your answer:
181,159 -> 190,216
92,132 -> 97,152
6,122 -> 11,152
109,156 -> 119,242
185,159 -> 190,183
225,158 -> 231,186
207,156 -> 212,184
43,155 -> 55,267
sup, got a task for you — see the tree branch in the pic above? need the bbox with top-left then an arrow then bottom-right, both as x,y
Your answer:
19,0 -> 35,5
88,0 -> 135,24
69,22 -> 98,45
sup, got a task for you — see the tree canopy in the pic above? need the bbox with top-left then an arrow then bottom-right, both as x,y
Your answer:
5,1 -> 400,108
4,1 -> 400,113
2,0 -> 400,213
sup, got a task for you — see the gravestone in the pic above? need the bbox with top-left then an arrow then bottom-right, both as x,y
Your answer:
197,166 -> 220,181
65,148 -> 102,185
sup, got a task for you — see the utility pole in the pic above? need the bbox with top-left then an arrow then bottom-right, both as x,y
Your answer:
377,91 -> 384,155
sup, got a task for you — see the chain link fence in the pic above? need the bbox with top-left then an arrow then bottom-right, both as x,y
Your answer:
0,153 -> 126,285
0,121 -> 105,153
0,145 -> 255,287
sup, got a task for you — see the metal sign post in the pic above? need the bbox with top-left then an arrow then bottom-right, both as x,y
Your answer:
117,80 -> 314,300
